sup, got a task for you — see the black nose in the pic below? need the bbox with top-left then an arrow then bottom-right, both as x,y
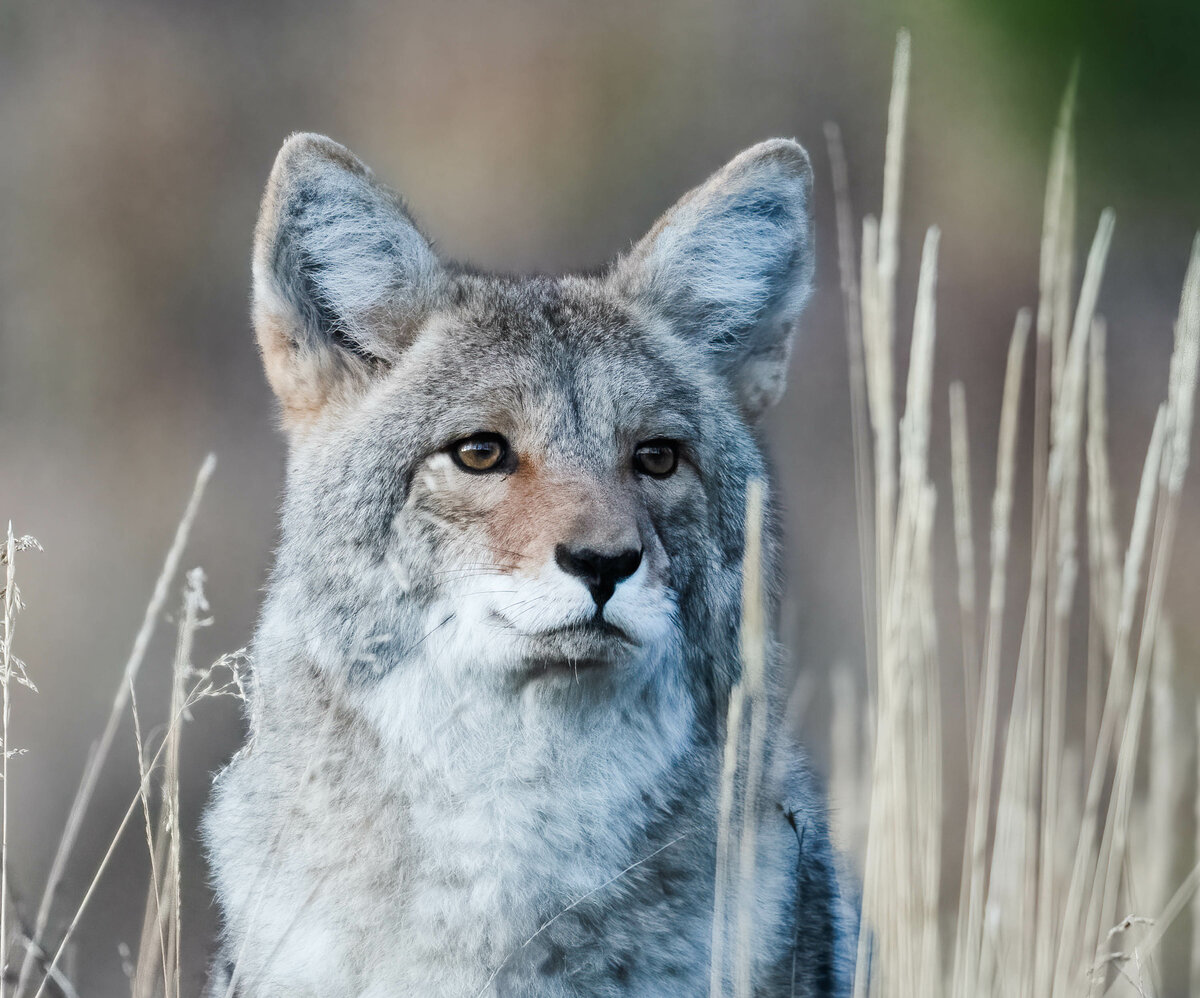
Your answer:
554,544 -> 642,609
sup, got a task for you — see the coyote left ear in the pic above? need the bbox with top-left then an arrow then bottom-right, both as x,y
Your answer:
252,133 -> 445,429
613,139 -> 814,420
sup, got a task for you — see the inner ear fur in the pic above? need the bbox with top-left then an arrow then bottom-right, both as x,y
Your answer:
612,139 -> 814,421
252,132 -> 445,428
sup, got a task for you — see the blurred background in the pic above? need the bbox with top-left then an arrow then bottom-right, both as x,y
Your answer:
1,0 -> 1198,993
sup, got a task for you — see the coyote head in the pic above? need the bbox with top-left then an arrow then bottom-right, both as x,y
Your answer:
252,133 -> 813,738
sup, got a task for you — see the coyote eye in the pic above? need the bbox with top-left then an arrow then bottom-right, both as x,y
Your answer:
633,440 -> 679,478
450,433 -> 511,473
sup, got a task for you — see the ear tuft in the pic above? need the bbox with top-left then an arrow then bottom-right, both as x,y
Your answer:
613,139 -> 814,420
252,133 -> 444,426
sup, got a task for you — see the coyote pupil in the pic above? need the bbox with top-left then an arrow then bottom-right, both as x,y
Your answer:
203,132 -> 854,996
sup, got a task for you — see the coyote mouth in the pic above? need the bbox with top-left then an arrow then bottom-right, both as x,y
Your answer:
523,655 -> 609,679
491,615 -> 638,679
534,619 -> 637,646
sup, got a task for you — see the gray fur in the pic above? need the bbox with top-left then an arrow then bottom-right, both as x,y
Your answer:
204,133 -> 855,997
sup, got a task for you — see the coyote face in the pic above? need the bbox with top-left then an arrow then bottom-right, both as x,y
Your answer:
252,133 -> 811,729
205,132 -> 851,997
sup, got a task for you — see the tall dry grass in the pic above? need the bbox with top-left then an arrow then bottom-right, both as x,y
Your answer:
2,457 -> 249,998
808,30 -> 1200,998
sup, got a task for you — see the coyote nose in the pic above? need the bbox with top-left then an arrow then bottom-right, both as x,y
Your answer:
554,544 -> 642,610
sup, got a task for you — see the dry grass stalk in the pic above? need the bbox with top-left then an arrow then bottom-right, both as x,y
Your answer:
853,219 -> 943,998
953,309 -> 1029,998
2,526 -> 12,998
1101,860 -> 1200,997
843,31 -> 1200,998
1053,404 -> 1166,994
1123,621 -> 1180,994
129,668 -> 167,997
15,456 -> 215,998
2,526 -> 42,998
1085,236 -> 1200,992
1085,318 -> 1122,763
131,567 -> 209,998
7,456 -> 223,998
734,479 -> 767,998
1193,703 -> 1200,996
949,381 -> 978,766
1035,64 -> 1077,516
1045,66 -> 1079,412
710,677 -> 745,998
1035,207 -> 1115,998
862,28 -> 909,651
709,478 -> 768,998
1144,623 -> 1180,920
825,121 -> 878,695
29,637 -> 243,998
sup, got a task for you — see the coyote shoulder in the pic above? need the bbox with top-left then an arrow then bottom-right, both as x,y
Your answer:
204,132 -> 855,996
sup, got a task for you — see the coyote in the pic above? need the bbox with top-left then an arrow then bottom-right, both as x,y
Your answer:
204,133 -> 854,996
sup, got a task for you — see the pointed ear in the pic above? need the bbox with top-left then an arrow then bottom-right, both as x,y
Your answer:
252,133 -> 445,427
612,139 -> 814,420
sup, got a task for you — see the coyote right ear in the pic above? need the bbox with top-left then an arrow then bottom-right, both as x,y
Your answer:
252,133 -> 445,428
612,139 -> 813,422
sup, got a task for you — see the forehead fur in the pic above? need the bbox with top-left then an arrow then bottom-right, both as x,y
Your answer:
367,272 -> 718,442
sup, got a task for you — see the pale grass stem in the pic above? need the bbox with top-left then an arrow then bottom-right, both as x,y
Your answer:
733,480 -> 767,998
3,525 -> 10,998
3,526 -> 42,998
133,567 -> 208,998
949,381 -> 978,768
1036,206 -> 1115,998
1087,234 -> 1200,991
29,642 -> 241,998
1053,405 -> 1166,995
825,121 -> 878,698
710,478 -> 767,998
1193,702 -> 1200,996
1144,623 -> 1181,920
129,671 -> 168,997
710,680 -> 745,998
3,525 -> 14,998
1085,318 -> 1122,761
845,30 -> 1199,998
954,309 -> 1029,998
863,27 -> 909,634
16,455 -> 214,998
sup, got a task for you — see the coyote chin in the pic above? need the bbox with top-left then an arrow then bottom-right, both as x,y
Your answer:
203,132 -> 855,997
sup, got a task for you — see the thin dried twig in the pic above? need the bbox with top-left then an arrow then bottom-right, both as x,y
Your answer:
16,456 -> 215,998
3,526 -> 43,998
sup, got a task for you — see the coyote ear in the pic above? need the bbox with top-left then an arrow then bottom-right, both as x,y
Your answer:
613,139 -> 814,420
252,133 -> 444,427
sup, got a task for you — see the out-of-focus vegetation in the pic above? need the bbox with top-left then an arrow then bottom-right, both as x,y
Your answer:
967,0 -> 1200,202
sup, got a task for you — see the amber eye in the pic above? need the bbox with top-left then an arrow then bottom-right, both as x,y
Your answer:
633,440 -> 679,478
450,433 -> 510,473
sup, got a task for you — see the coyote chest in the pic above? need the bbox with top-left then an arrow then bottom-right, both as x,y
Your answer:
206,668 -> 813,997
203,130 -> 852,996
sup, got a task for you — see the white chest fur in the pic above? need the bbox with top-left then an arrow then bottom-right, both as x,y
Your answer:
205,648 -> 703,997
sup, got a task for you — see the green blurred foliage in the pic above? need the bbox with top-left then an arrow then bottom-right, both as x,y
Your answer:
964,0 -> 1200,204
